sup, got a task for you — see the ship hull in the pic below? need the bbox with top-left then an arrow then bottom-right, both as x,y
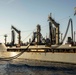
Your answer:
0,44 -> 76,64
0,51 -> 76,64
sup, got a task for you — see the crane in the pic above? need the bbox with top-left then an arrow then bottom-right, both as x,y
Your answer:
48,14 -> 60,45
11,25 -> 21,46
32,24 -> 42,45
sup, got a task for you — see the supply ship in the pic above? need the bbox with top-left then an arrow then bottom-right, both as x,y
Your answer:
0,14 -> 76,65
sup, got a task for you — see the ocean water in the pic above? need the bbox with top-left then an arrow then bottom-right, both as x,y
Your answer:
0,59 -> 76,75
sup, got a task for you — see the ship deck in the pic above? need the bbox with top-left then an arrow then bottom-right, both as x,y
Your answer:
7,44 -> 76,53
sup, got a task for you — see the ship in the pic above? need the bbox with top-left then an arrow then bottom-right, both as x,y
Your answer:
0,14 -> 76,65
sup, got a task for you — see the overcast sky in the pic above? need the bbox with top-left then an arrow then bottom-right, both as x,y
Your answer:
0,0 -> 76,43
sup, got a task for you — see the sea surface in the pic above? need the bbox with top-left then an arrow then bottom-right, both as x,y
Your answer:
0,59 -> 76,75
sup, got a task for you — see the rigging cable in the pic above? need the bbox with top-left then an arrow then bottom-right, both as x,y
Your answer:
22,28 -> 36,42
61,18 -> 73,44
51,18 -> 73,50
0,42 -> 32,61
0,32 -> 34,61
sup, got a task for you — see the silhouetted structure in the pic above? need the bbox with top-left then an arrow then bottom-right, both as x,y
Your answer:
4,34 -> 7,45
